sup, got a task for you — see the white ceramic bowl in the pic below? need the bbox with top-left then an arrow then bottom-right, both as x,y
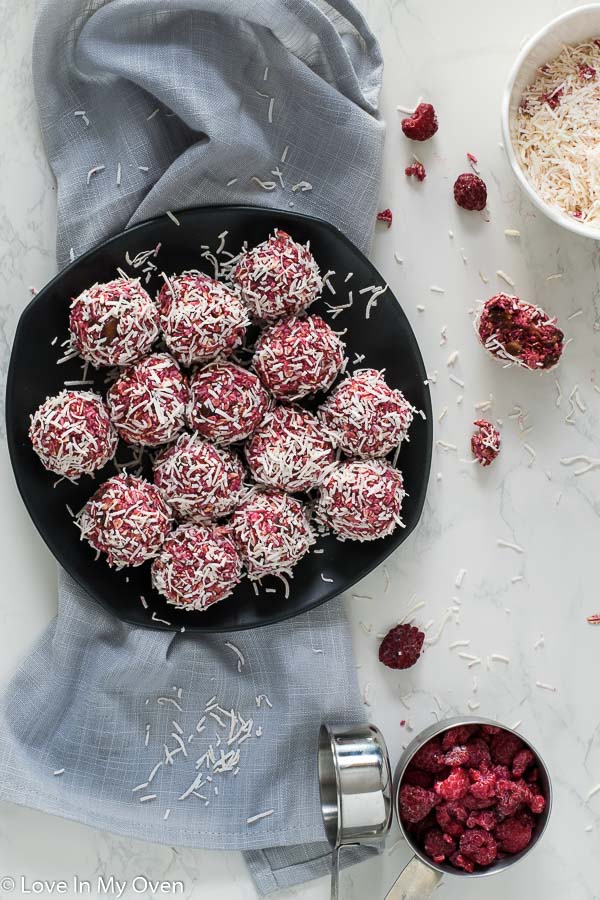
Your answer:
501,4 -> 600,240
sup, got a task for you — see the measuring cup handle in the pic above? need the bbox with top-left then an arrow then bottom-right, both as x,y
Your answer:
385,855 -> 442,899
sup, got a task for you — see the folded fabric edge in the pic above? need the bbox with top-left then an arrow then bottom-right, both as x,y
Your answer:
244,843 -> 379,895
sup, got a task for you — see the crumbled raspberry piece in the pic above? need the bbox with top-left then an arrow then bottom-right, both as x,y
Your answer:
495,812 -> 534,853
441,725 -> 478,750
424,828 -> 456,863
578,63 -> 596,80
376,208 -> 393,228
481,725 -> 502,736
469,768 -> 497,802
398,784 -> 438,823
403,764 -> 435,789
459,828 -> 497,866
411,739 -> 448,773
572,209 -> 584,219
435,800 -> 468,837
435,767 -> 470,801
401,103 -> 438,141
471,419 -> 500,467
454,173 -> 487,211
587,614 -> 600,624
512,748 -> 535,778
444,745 -> 470,766
405,162 -> 427,181
449,851 -> 475,873
378,624 -> 424,670
490,732 -> 523,766
465,737 -> 491,767
466,810 -> 496,831
541,86 -> 563,108
467,152 -> 478,165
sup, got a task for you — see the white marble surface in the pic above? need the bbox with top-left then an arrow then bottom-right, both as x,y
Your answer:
1,0 -> 599,897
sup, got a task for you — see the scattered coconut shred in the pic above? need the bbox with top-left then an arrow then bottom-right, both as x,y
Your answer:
515,40 -> 600,226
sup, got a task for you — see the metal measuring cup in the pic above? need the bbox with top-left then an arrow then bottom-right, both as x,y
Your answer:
318,723 -> 393,900
319,716 -> 552,899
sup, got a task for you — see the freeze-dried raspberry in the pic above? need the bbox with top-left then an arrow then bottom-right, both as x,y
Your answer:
411,739 -> 448,773
435,767 -> 470,801
376,208 -> 393,228
466,810 -> 496,831
512,748 -> 535,778
541,87 -> 563,109
441,725 -> 478,751
401,102 -> 438,141
481,725 -> 502,736
579,63 -> 596,80
465,738 -> 491,767
449,852 -> 475,873
459,828 -> 497,866
444,745 -> 470,766
403,764 -> 435,789
454,173 -> 487,211
527,785 -> 546,815
405,162 -> 427,181
424,828 -> 456,864
378,624 -> 424,670
398,785 -> 438,823
526,767 -> 540,784
490,732 -> 523,766
495,779 -> 529,817
495,812 -> 534,853
491,764 -> 512,782
407,811 -> 438,844
435,801 -> 468,837
469,768 -> 497,801
463,792 -> 496,811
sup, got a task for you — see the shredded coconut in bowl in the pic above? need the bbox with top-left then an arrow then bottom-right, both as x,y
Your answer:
515,39 -> 600,227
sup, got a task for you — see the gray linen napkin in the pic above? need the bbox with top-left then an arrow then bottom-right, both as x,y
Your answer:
0,0 -> 385,893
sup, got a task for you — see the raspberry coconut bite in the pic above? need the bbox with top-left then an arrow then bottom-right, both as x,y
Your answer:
157,271 -> 249,366
315,460 -> 406,541
107,352 -> 188,447
188,360 -> 269,446
471,420 -> 500,467
476,293 -> 564,371
153,431 -> 246,523
151,523 -> 242,611
253,315 -> 346,401
231,230 -> 322,322
77,473 -> 173,569
229,489 -> 315,579
245,405 -> 335,493
29,390 -> 117,480
318,368 -> 414,459
398,723 -> 547,872
69,277 -> 159,367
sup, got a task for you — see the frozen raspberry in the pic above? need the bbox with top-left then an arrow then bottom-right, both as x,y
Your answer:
466,810 -> 496,831
469,768 -> 497,802
512,748 -> 535,778
401,103 -> 438,141
490,732 -> 523,766
398,785 -> 438,824
449,852 -> 475,873
579,64 -> 596,80
435,767 -> 470,801
481,725 -> 502,736
495,812 -> 534,854
405,162 -> 427,181
465,738 -> 491,767
525,767 -> 540,784
378,624 -> 424,670
459,829 -> 497,866
495,779 -> 529,817
454,173 -> 487,211
424,828 -> 455,864
463,792 -> 496,811
435,801 -> 468,837
491,764 -> 512,781
411,739 -> 448,773
441,725 -> 478,751
527,785 -> 546,815
471,419 -> 500,467
443,745 -> 470,766
403,765 -> 435,789
376,208 -> 393,228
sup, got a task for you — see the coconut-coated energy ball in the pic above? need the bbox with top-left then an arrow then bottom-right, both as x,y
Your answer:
106,352 -> 189,447
229,489 -> 315,579
76,473 -> 173,569
476,293 -> 564,371
69,277 -> 159,367
153,431 -> 246,522
157,270 -> 249,366
318,368 -> 414,458
29,389 -> 118,480
188,361 -> 270,445
231,230 -> 322,322
315,460 -> 406,541
245,405 -> 335,493
253,315 -> 346,400
151,523 -> 242,611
